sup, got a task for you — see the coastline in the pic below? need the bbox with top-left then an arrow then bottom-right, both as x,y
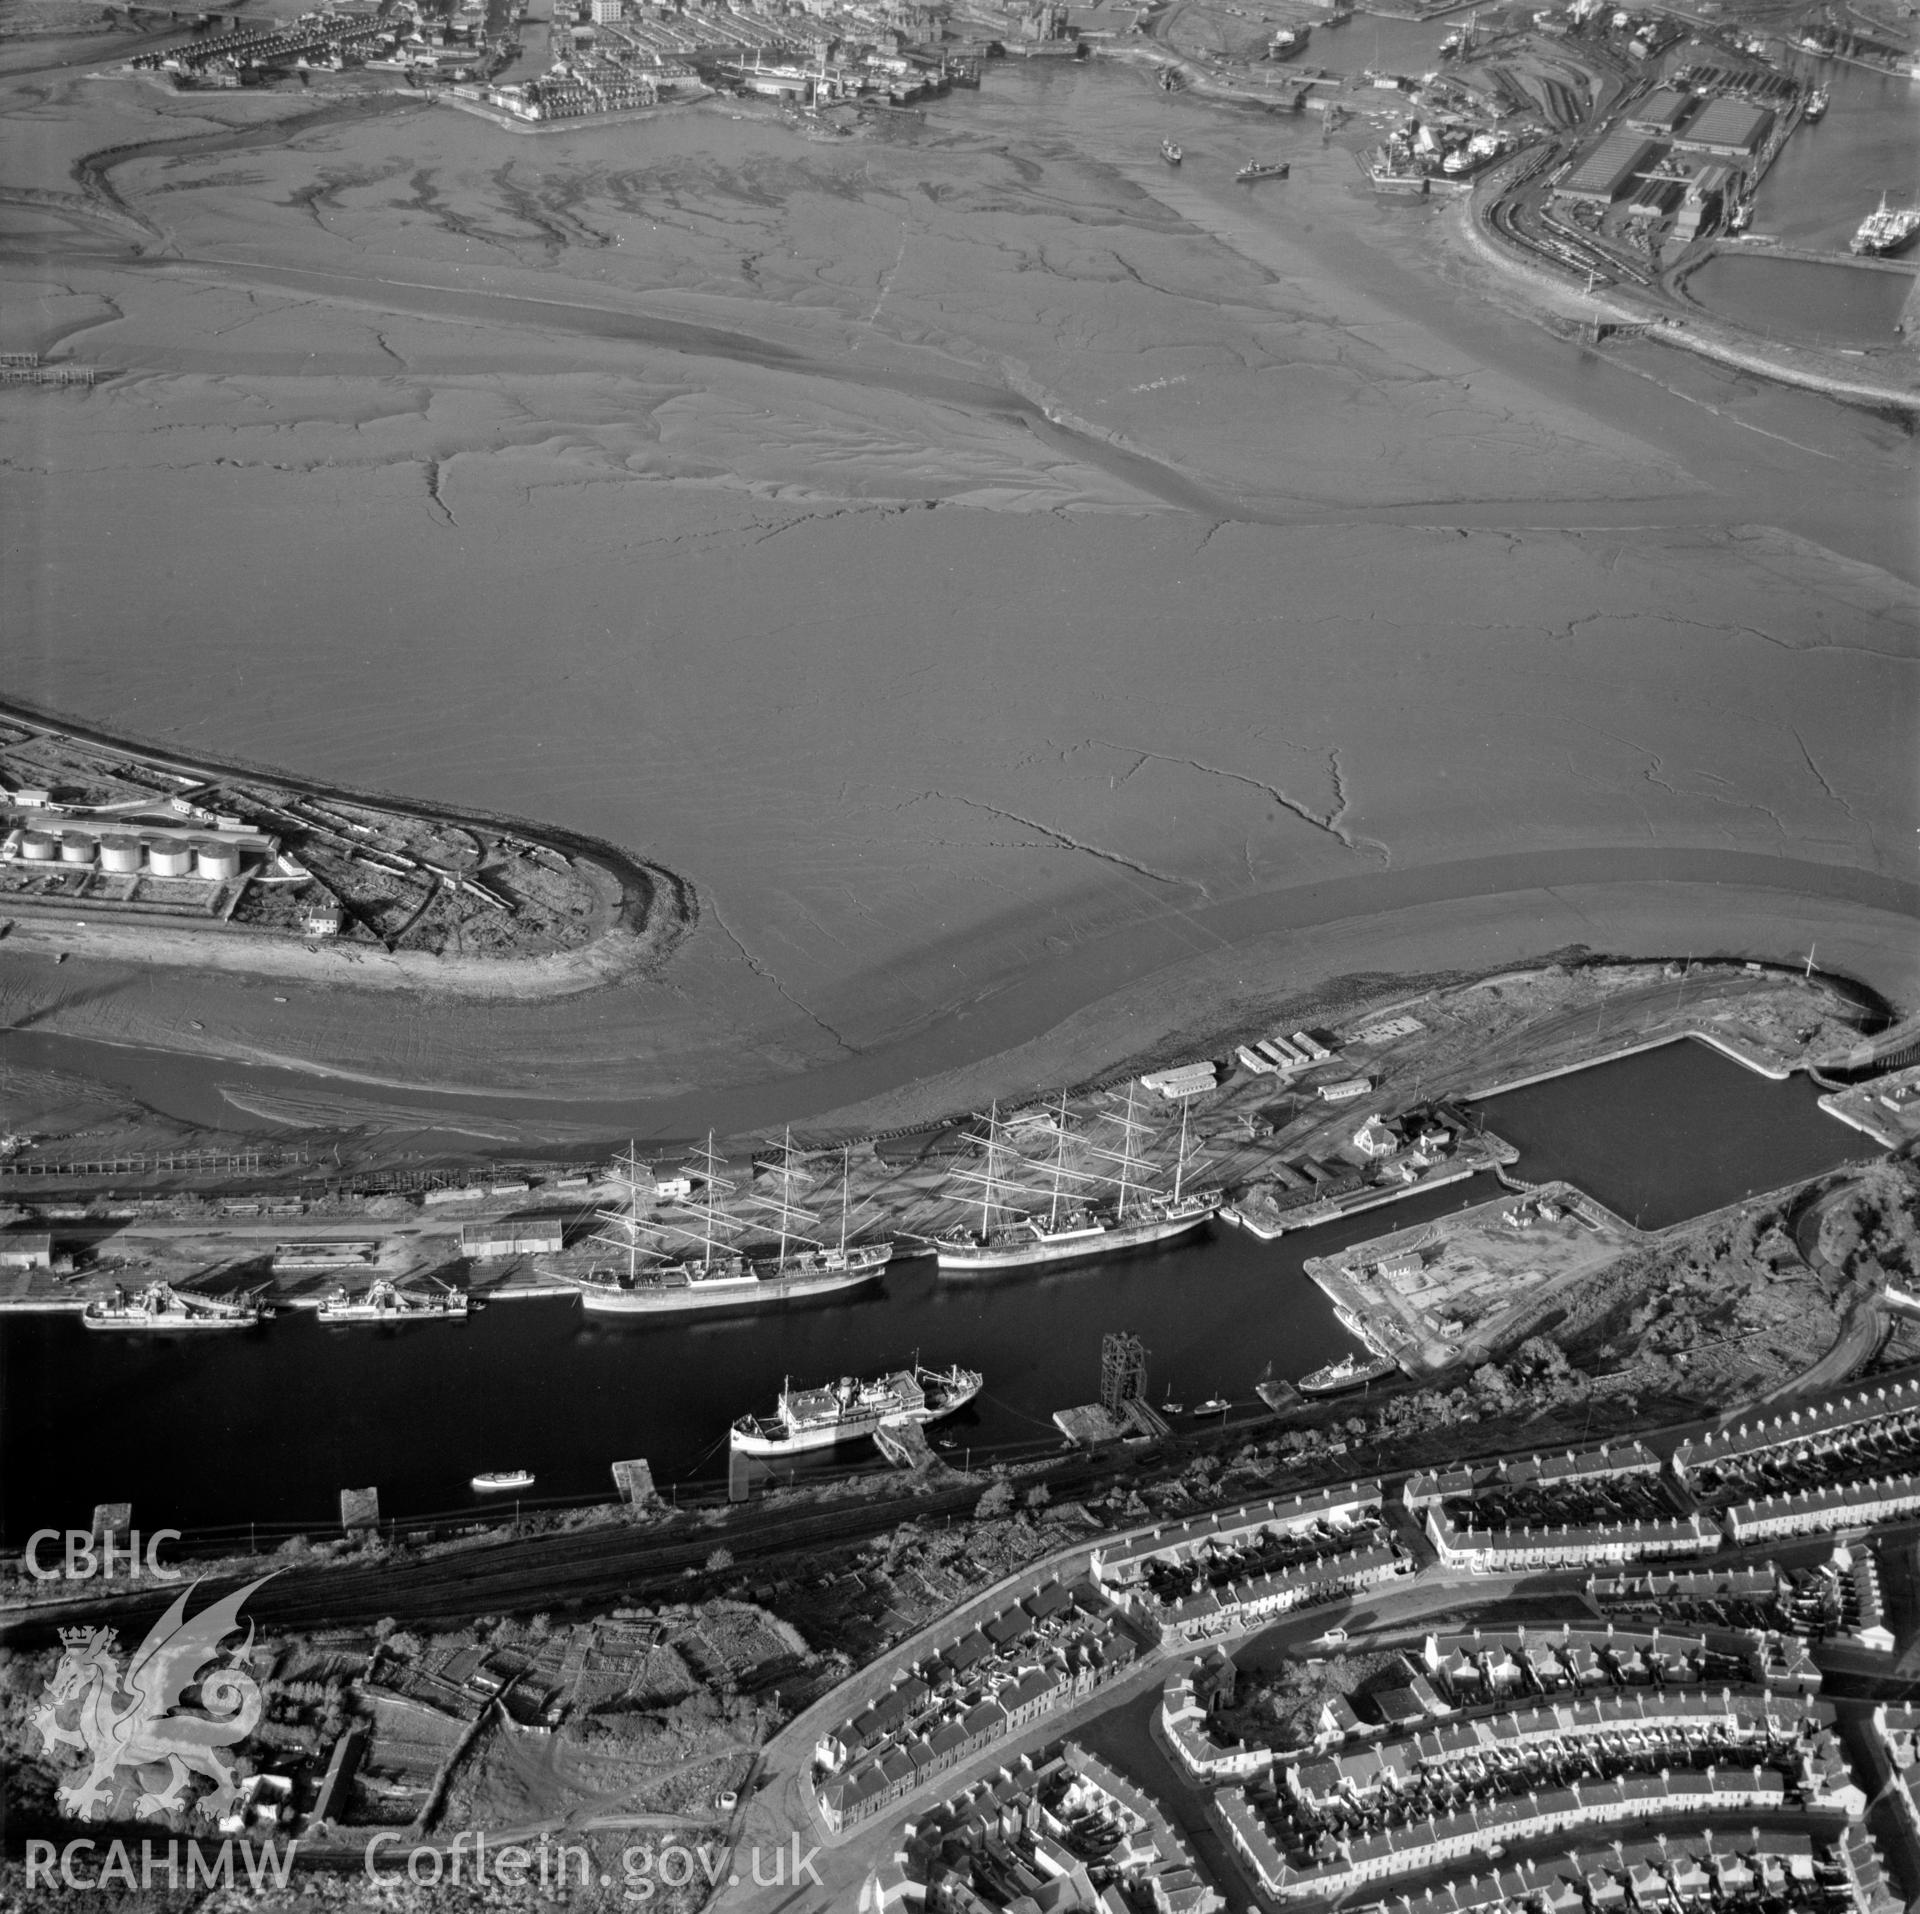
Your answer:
1451,178 -> 1920,414
0,694 -> 696,1000
5,866 -> 1914,1143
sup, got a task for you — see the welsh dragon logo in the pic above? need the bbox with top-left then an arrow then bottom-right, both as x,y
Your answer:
33,1574 -> 274,1825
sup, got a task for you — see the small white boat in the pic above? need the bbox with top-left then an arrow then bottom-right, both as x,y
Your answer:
1194,1395 -> 1230,1416
472,1469 -> 535,1492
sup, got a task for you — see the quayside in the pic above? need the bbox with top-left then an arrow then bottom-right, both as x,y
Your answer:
0,1178 -> 1494,1543
1472,1036 -> 1872,1229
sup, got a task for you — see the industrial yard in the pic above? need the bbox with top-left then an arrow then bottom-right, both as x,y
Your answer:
1305,1183 -> 1641,1372
0,706 -> 654,967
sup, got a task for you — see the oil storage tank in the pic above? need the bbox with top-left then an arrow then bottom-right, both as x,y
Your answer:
99,835 -> 143,874
59,832 -> 95,865
19,831 -> 58,862
195,840 -> 242,882
148,840 -> 194,878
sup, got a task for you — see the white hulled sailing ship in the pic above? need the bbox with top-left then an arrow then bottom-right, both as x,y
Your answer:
730,1360 -> 983,1455
565,1136 -> 891,1315
934,1087 -> 1220,1274
82,1281 -> 272,1331
317,1276 -> 468,1324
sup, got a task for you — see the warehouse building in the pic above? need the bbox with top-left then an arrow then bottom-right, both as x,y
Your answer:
1555,132 -> 1658,206
1671,96 -> 1772,161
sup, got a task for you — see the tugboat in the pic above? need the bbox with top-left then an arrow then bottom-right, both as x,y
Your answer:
730,1360 -> 983,1455
82,1282 -> 271,1331
1193,1394 -> 1230,1417
1161,138 -> 1183,165
1236,159 -> 1290,181
472,1469 -> 535,1492
1803,86 -> 1828,121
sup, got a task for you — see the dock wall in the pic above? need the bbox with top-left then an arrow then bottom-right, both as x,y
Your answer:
1471,1028 -> 1791,1101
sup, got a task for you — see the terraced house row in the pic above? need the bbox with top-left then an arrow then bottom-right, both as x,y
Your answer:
1671,1375 -> 1920,1485
1208,1679 -> 1850,1902
1347,1825 -> 1896,1914
1403,1442 -> 1662,1509
1216,1760 -> 1823,1901
1283,1688 -> 1841,1805
812,1580 -> 1143,1835
1088,1480 -> 1383,1592
864,1739 -> 1223,1914
1145,1540 -> 1408,1644
1158,1617 -> 1775,1787
1721,1472 -> 1920,1542
1087,1478 -> 1412,1643
1587,1563 -> 1784,1609
1424,1500 -> 1716,1572
1415,1620 -> 1767,1699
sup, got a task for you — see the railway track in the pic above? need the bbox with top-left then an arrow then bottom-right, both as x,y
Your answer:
0,1451 -> 1130,1646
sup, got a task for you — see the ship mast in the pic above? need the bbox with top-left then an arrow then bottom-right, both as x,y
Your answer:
1049,1088 -> 1070,1229
686,1135 -> 736,1271
589,1141 -> 652,1282
948,1103 -> 1050,1235
981,1101 -> 1001,1237
1077,1083 -> 1159,1215
639,1134 -> 744,1271
772,1128 -> 788,1266
1174,1095 -> 1190,1205
734,1132 -> 824,1266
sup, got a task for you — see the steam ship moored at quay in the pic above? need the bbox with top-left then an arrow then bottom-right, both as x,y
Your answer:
317,1277 -> 468,1323
730,1361 -> 984,1455
82,1282 -> 272,1331
1298,1350 -> 1398,1395
1851,193 -> 1920,257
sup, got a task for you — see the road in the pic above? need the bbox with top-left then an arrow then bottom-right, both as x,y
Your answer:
704,1559 -> 1556,1914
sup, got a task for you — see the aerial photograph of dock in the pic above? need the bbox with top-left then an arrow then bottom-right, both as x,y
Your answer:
0,0 -> 1914,1891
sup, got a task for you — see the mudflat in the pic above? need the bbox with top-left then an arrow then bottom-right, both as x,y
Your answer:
3,53 -> 1915,1125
